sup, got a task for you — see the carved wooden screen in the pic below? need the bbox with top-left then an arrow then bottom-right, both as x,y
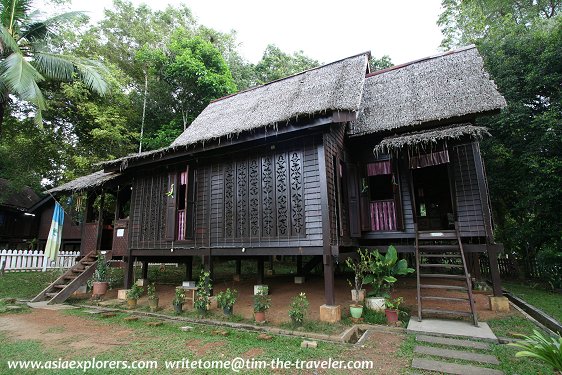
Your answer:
221,150 -> 304,240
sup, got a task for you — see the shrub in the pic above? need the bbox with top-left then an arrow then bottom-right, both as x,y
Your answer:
509,330 -> 562,372
217,288 -> 238,309
126,284 -> 143,300
194,271 -> 211,313
253,286 -> 271,312
288,292 -> 309,324
147,283 -> 157,301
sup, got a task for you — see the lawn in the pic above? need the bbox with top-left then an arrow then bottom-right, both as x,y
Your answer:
0,270 -> 62,299
503,281 -> 562,322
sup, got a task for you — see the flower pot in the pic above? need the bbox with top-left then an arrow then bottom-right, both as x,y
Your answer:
351,289 -> 365,302
173,303 -> 183,314
223,306 -> 233,316
127,298 -> 137,309
385,309 -> 399,324
365,297 -> 386,311
149,298 -> 159,312
254,311 -> 266,323
349,305 -> 364,319
92,281 -> 109,296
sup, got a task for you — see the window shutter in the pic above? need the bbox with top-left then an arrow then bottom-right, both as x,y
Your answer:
346,163 -> 361,237
165,172 -> 177,241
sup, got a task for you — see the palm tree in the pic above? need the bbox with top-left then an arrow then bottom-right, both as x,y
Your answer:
0,0 -> 108,137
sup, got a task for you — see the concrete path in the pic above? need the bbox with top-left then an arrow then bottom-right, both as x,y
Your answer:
407,318 -> 498,341
27,302 -> 78,310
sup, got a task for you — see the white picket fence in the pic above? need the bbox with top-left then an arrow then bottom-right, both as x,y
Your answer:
0,250 -> 80,272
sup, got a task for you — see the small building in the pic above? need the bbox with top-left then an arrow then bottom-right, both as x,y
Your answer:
47,46 -> 507,321
0,179 -> 40,249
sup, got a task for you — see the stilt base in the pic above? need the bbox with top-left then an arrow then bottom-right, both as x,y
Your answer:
319,304 -> 341,323
489,296 -> 510,312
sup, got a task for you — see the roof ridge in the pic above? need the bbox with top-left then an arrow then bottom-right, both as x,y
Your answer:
210,51 -> 371,104
365,45 -> 477,78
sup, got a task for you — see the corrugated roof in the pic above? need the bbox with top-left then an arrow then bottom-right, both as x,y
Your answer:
350,46 -> 506,136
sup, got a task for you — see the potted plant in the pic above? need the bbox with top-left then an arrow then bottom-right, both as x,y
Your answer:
173,288 -> 185,314
364,245 -> 414,311
217,288 -> 238,316
288,292 -> 309,327
147,283 -> 159,312
126,284 -> 143,309
350,302 -> 364,319
253,286 -> 271,323
194,271 -> 211,317
345,249 -> 371,302
92,254 -> 109,297
384,296 -> 403,324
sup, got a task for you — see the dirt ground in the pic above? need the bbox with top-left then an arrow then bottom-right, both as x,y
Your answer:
97,274 -> 514,324
0,309 -> 408,374
0,309 -> 134,355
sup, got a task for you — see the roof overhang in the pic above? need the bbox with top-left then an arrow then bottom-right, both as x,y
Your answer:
373,124 -> 490,155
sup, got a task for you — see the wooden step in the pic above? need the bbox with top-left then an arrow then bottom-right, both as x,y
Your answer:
71,269 -> 85,273
419,273 -> 466,279
422,308 -> 473,316
420,284 -> 467,291
420,263 -> 463,268
64,275 -> 78,280
418,245 -> 460,251
45,292 -> 59,297
418,231 -> 457,240
81,261 -> 95,265
421,296 -> 470,303
421,254 -> 462,258
53,285 -> 67,289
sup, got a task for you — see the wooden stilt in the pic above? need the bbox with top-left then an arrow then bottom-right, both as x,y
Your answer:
323,255 -> 335,305
185,256 -> 193,280
124,256 -> 135,289
141,261 -> 148,280
257,257 -> 264,285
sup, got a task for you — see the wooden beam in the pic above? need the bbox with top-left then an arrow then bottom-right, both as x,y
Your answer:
257,257 -> 265,284
141,261 -> 148,280
185,256 -> 193,280
124,256 -> 135,289
318,139 -> 335,305
487,245 -> 503,297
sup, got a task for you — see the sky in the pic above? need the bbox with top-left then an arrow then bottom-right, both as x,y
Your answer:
65,0 -> 445,66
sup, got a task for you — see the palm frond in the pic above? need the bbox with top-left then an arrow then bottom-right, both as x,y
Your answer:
34,52 -> 74,81
20,11 -> 85,42
0,25 -> 21,54
71,57 -> 108,96
0,0 -> 32,33
0,52 -> 45,109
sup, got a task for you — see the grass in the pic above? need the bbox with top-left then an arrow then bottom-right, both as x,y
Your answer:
0,270 -> 62,299
487,315 -> 546,338
397,332 -> 556,375
503,281 -> 562,322
0,307 -> 349,375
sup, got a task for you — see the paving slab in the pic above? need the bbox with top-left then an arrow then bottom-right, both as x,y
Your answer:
407,318 -> 498,341
415,345 -> 500,365
27,302 -> 78,310
412,358 -> 503,375
416,334 -> 490,349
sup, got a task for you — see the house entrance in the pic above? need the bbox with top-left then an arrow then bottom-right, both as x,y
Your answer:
412,164 -> 454,230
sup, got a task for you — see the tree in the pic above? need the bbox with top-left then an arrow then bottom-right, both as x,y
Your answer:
254,44 -> 319,84
369,55 -> 393,72
0,0 -> 107,137
438,0 -> 562,273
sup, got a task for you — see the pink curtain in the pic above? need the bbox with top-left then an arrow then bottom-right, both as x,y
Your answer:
409,150 -> 450,169
367,160 -> 391,176
177,210 -> 185,240
370,200 -> 397,231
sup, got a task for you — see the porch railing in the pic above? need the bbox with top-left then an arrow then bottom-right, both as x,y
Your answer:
0,250 -> 80,272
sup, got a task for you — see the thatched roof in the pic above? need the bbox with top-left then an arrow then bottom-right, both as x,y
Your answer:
350,46 -> 506,136
373,124 -> 490,154
171,52 -> 369,147
0,178 -> 40,209
46,170 -> 121,194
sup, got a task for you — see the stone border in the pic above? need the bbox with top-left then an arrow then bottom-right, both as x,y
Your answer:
76,304 -> 405,345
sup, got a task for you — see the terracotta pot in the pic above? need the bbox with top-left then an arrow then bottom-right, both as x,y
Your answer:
92,282 -> 109,296
149,298 -> 159,312
385,309 -> 399,323
350,304 -> 364,319
127,298 -> 137,309
254,311 -> 266,323
351,289 -> 365,302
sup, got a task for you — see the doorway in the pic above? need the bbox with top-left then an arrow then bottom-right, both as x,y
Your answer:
412,164 -> 454,230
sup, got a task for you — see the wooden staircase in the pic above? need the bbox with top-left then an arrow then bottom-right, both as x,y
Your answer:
31,251 -> 111,305
415,222 -> 478,326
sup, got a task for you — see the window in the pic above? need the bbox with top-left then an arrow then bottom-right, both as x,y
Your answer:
366,160 -> 402,231
176,167 -> 196,240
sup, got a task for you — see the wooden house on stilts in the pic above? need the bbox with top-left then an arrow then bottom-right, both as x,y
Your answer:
40,45 -> 507,323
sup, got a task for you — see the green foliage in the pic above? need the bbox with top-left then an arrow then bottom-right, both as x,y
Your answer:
288,292 -> 309,324
345,248 -> 372,292
439,1 -> 562,268
194,271 -> 211,313
509,330 -> 562,372
173,287 -> 185,306
254,44 -> 319,85
216,288 -> 238,309
93,254 -> 108,282
369,55 -> 393,72
362,245 -> 415,297
384,296 -> 403,310
253,286 -> 271,312
126,284 -> 143,300
146,283 -> 157,301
